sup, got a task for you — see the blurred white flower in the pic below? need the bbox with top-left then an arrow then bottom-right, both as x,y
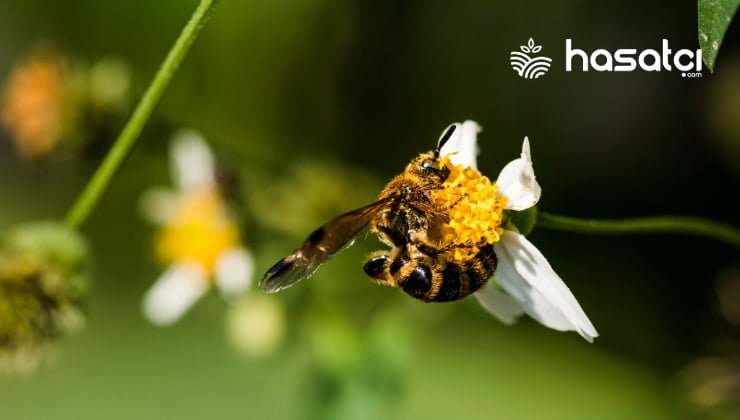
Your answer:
439,120 -> 598,342
226,295 -> 285,358
140,130 -> 254,326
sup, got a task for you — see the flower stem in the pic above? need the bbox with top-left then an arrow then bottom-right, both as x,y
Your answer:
64,0 -> 219,230
537,211 -> 740,249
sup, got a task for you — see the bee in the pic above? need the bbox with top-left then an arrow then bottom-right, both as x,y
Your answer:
362,242 -> 496,302
260,124 -> 495,301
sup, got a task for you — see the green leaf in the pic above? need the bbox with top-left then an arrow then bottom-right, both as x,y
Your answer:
698,0 -> 740,71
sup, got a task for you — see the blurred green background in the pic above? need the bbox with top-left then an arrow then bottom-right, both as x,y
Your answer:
1,0 -> 739,419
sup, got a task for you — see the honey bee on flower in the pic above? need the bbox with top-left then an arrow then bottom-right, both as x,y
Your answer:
140,130 -> 254,326
262,121 -> 597,342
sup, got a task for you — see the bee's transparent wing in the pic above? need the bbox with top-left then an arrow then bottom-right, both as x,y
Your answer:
260,198 -> 391,293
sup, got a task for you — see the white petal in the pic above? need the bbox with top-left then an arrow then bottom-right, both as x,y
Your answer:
215,247 -> 255,298
139,187 -> 178,225
438,120 -> 481,169
171,129 -> 215,192
495,249 -> 574,331
495,230 -> 598,342
496,137 -> 541,211
143,263 -> 209,326
474,283 -> 525,325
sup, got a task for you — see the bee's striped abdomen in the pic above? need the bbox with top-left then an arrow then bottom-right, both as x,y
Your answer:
429,244 -> 497,302
363,243 -> 498,303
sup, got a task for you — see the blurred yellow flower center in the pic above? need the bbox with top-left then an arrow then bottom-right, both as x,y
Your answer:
434,158 -> 506,261
156,189 -> 239,274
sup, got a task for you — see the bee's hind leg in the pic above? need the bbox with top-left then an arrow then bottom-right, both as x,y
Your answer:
363,251 -> 397,287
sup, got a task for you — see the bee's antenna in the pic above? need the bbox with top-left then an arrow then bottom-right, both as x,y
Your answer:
436,123 -> 458,154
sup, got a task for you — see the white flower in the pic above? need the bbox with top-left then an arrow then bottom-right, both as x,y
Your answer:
440,120 -> 598,342
139,130 -> 255,326
226,295 -> 285,358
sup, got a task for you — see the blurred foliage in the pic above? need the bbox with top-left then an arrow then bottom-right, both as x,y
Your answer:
0,0 -> 737,419
681,346 -> 740,419
227,294 -> 285,358
250,159 -> 381,239
1,47 -> 130,160
302,310 -> 406,420
678,268 -> 740,419
1,50 -> 69,159
0,221 -> 89,375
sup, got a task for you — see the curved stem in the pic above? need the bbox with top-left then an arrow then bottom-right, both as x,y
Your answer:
537,211 -> 740,249
64,0 -> 219,230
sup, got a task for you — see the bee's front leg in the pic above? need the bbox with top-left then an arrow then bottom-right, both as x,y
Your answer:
445,193 -> 467,209
411,231 -> 474,257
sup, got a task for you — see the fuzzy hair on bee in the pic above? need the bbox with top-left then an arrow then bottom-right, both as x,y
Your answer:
260,123 -> 496,302
363,243 -> 496,302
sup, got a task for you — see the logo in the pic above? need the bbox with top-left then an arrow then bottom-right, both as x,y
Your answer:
565,39 -> 702,77
510,38 -> 703,79
510,38 -> 553,79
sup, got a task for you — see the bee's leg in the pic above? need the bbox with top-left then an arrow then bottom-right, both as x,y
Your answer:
410,193 -> 466,216
416,240 -> 443,257
413,236 -> 474,257
445,193 -> 467,209
408,230 -> 452,256
375,224 -> 407,247
409,201 -> 440,216
363,250 -> 396,287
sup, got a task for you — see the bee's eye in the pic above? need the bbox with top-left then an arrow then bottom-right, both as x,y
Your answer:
420,159 -> 449,181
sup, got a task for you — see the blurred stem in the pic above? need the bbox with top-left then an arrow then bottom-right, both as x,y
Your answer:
64,0 -> 219,230
537,212 -> 740,249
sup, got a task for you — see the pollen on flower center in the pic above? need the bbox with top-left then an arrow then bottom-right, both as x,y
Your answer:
433,157 -> 506,261
155,189 -> 239,275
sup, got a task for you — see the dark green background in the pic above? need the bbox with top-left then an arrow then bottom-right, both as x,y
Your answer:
1,0 -> 739,418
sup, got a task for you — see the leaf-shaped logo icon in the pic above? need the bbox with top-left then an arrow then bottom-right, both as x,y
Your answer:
510,37 -> 552,79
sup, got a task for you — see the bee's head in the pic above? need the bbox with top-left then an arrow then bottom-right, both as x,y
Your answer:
404,123 -> 459,183
409,152 -> 450,184
420,155 -> 450,182
412,123 -> 458,182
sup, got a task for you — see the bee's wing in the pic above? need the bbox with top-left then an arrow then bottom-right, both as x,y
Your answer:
260,198 -> 392,293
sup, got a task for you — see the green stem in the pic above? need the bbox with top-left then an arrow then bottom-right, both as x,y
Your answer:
64,0 -> 219,230
537,211 -> 740,249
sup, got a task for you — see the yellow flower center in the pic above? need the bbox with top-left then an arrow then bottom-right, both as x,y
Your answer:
433,157 -> 506,261
155,189 -> 240,275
